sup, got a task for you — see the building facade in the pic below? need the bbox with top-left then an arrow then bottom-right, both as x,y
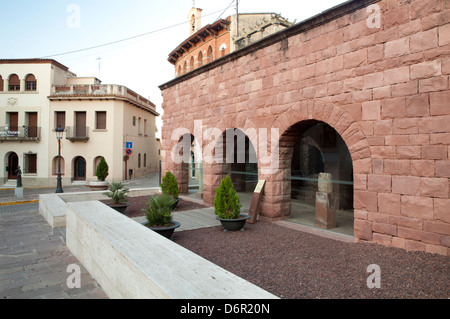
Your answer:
160,0 -> 450,256
169,8 -> 294,77
1,59 -> 160,187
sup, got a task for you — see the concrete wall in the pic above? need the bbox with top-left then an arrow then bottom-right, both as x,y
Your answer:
160,0 -> 450,255
65,200 -> 278,299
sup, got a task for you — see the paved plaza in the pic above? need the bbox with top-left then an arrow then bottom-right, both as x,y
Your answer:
0,174 -> 160,299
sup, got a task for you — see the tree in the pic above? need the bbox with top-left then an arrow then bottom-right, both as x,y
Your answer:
161,171 -> 179,199
214,175 -> 242,219
96,157 -> 109,181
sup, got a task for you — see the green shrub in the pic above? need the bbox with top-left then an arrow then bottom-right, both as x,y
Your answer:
96,157 -> 109,181
104,182 -> 129,205
143,194 -> 176,227
214,175 -> 242,219
161,171 -> 179,199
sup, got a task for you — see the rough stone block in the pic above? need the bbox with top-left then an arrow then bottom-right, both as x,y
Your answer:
410,60 -> 441,80
430,91 -> 450,116
392,176 -> 421,195
401,195 -> 434,220
410,28 -> 439,53
315,192 -> 336,229
385,37 -> 409,58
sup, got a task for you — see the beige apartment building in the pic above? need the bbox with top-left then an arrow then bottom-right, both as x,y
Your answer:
0,59 -> 160,187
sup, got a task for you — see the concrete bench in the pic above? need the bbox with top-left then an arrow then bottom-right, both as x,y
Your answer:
39,194 -> 67,228
66,200 -> 278,299
39,187 -> 160,228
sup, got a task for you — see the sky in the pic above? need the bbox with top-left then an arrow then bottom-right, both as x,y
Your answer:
0,0 -> 348,136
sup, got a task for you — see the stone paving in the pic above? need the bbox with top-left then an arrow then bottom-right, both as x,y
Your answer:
0,173 -> 161,299
0,207 -> 108,299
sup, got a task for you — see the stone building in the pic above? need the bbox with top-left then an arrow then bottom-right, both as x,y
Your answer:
0,59 -> 160,187
160,0 -> 450,256
169,7 -> 294,77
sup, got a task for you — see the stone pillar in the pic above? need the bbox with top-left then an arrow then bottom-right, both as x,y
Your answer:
315,173 -> 336,229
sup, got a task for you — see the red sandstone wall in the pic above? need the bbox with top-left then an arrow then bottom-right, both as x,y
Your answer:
161,0 -> 450,256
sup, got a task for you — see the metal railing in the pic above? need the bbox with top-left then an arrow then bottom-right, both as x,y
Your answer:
65,126 -> 89,141
52,84 -> 157,113
0,126 -> 41,140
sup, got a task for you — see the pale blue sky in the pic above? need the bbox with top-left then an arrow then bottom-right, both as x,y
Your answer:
1,0 -> 347,117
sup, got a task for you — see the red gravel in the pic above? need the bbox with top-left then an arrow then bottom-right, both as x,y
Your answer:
117,196 -> 448,299
172,221 -> 448,299
104,195 -> 209,218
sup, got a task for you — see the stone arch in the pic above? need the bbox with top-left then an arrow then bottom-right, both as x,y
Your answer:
261,100 -> 371,231
200,116 -> 260,204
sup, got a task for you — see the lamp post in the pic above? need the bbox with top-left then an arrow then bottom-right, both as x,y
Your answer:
55,126 -> 64,193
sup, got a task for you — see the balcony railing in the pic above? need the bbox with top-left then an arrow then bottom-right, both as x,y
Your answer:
65,126 -> 89,142
51,84 -> 157,115
0,126 -> 41,141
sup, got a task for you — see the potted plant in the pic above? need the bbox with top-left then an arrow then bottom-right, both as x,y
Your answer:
214,175 -> 250,232
103,182 -> 130,213
88,157 -> 109,191
160,171 -> 180,209
142,194 -> 180,239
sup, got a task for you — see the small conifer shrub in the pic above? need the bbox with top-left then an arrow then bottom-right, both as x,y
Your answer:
161,171 -> 179,199
214,175 -> 242,219
96,157 -> 109,181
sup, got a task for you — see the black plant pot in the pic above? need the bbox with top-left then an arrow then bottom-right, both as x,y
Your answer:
216,214 -> 251,232
171,198 -> 180,210
143,221 -> 180,239
107,203 -> 130,214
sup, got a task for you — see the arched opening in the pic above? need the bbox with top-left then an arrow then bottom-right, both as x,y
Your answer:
173,133 -> 203,198
52,156 -> 65,176
8,74 -> 20,91
190,14 -> 196,33
219,128 -> 258,211
283,120 -> 354,236
25,74 -> 37,91
197,51 -> 203,67
7,152 -> 19,180
219,43 -> 227,57
189,56 -> 195,71
93,156 -> 104,177
0,75 -> 4,92
206,46 -> 213,63
73,156 -> 86,181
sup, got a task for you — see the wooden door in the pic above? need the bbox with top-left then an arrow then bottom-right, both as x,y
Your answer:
75,112 -> 86,137
9,112 -> 18,133
74,157 -> 86,180
28,112 -> 38,137
8,153 -> 18,179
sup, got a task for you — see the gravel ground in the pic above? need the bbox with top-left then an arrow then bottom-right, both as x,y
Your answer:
173,221 -> 448,299
123,196 -> 449,299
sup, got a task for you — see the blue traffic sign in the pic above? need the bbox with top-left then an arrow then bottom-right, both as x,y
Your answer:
126,142 -> 133,149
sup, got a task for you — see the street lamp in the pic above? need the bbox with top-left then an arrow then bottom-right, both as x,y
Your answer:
55,126 -> 64,193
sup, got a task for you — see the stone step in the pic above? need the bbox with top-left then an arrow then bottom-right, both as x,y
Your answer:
2,180 -> 17,188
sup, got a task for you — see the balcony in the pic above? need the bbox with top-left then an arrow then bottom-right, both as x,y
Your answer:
0,126 -> 41,141
65,126 -> 89,142
50,84 -> 158,116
